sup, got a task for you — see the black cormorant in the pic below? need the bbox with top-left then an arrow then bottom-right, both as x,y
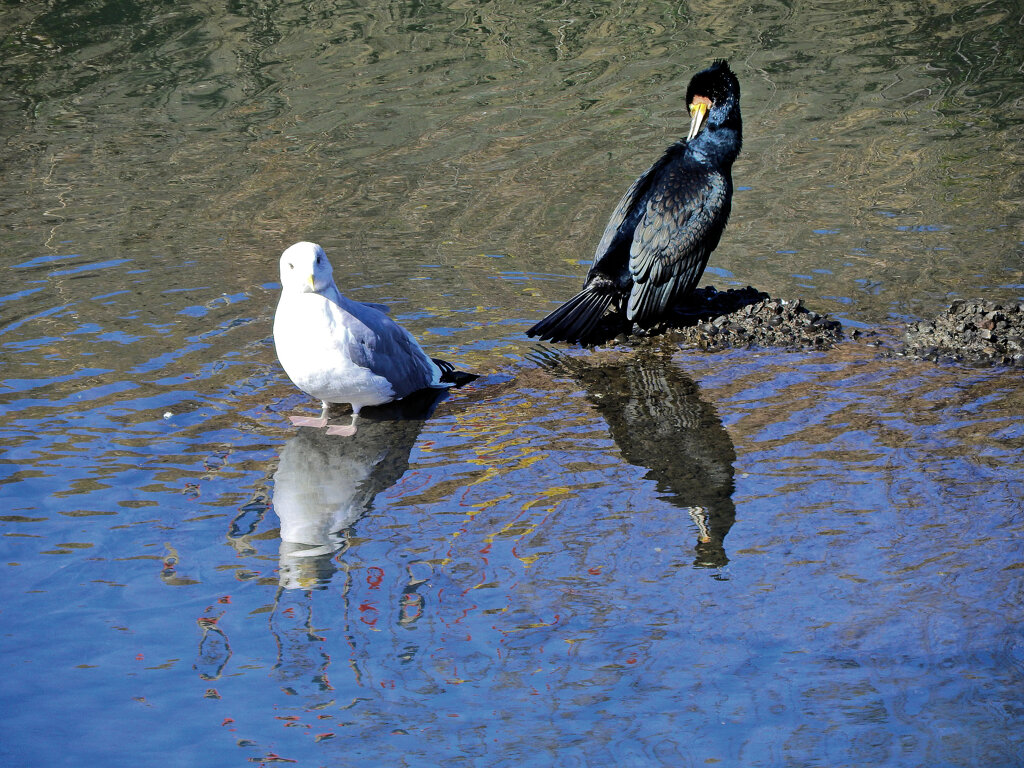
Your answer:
527,60 -> 742,345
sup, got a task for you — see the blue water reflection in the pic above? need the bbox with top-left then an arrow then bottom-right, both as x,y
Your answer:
4,317 -> 1023,765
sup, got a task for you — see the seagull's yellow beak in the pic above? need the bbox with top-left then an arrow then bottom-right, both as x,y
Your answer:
307,274 -> 316,291
687,96 -> 712,141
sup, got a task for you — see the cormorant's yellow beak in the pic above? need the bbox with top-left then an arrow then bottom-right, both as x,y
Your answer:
687,96 -> 712,141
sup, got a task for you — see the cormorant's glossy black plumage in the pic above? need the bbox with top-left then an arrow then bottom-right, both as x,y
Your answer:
527,60 -> 742,345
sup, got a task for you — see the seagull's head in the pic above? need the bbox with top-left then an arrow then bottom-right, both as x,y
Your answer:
279,241 -> 333,294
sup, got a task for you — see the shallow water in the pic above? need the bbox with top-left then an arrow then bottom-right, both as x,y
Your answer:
2,1 -> 1023,766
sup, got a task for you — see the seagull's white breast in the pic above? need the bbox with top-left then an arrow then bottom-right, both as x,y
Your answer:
273,292 -> 396,409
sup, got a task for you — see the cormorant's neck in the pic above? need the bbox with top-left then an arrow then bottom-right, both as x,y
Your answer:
688,102 -> 742,168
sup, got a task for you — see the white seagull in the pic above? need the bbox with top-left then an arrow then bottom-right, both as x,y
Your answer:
273,241 -> 473,436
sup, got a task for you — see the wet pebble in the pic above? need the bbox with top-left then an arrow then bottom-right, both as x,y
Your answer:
901,300 -> 1024,367
595,286 -> 1021,369
626,285 -> 845,351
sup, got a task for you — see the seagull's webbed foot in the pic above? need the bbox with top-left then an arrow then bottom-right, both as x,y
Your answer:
289,415 -> 329,428
325,423 -> 357,436
325,410 -> 359,437
289,401 -> 331,429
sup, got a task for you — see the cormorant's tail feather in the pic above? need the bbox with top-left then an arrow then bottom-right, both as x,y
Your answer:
526,286 -> 618,345
432,358 -> 479,387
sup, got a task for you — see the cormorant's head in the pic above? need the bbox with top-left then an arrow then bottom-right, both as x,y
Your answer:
279,241 -> 333,295
685,60 -> 742,148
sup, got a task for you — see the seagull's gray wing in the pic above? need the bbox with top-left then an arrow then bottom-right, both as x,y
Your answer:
335,298 -> 441,398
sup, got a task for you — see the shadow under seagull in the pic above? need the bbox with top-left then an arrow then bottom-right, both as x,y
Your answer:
271,388 -> 445,589
532,347 -> 737,568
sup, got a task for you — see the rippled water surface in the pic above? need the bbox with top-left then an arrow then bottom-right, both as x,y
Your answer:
2,1 -> 1023,766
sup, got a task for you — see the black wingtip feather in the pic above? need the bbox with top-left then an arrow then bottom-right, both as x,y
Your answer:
432,358 -> 479,387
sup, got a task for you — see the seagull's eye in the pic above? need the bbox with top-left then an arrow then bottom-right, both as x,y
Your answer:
287,262 -> 294,269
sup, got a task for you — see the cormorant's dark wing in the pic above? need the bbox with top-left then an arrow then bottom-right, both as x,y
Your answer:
626,162 -> 731,325
588,149 -> 679,279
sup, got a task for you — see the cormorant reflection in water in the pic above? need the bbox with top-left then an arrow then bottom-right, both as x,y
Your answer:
271,388 -> 446,589
535,350 -> 736,567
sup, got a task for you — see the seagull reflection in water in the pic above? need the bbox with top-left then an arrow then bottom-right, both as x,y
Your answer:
271,388 -> 446,590
534,349 -> 737,568
254,392 -> 445,702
